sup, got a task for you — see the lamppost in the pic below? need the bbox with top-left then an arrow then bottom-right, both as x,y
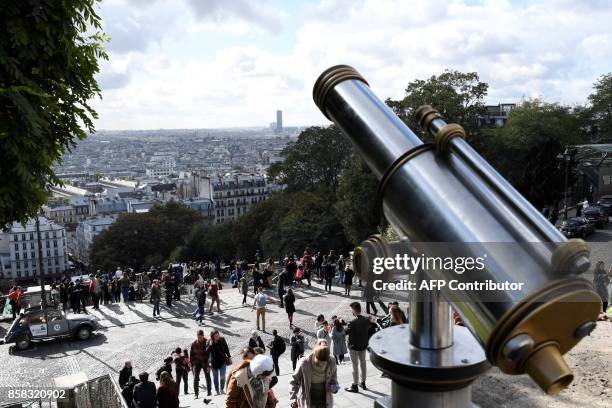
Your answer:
35,213 -> 48,309
557,147 -> 576,220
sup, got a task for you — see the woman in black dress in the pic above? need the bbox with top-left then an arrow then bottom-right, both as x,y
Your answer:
284,288 -> 296,328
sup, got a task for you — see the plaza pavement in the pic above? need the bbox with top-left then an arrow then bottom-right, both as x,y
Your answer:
0,222 -> 611,407
0,279 -> 392,408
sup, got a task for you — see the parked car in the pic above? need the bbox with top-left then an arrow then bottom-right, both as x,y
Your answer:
1,306 -> 98,351
597,195 -> 612,216
583,206 -> 608,228
559,217 -> 595,238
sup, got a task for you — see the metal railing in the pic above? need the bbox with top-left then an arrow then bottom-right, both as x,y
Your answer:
71,374 -> 127,408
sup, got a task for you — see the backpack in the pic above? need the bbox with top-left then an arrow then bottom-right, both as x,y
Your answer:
277,337 -> 286,354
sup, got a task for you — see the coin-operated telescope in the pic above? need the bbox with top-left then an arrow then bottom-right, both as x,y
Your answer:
313,65 -> 601,408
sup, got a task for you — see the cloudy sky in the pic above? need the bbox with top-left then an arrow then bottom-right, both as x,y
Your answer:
92,0 -> 612,130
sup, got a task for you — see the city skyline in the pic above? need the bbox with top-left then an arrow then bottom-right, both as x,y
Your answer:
92,0 -> 612,130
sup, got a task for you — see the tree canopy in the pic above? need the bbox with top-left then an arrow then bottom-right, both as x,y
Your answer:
89,202 -> 203,271
386,70 -> 488,140
267,126 -> 352,193
587,73 -> 612,142
0,0 -> 107,227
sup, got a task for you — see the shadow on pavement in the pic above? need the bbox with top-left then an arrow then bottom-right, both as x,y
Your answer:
7,333 -> 108,359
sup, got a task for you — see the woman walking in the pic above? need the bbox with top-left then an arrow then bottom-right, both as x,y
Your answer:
240,276 -> 248,305
151,279 -> 161,317
284,288 -> 296,328
156,371 -> 179,408
289,343 -> 339,408
330,319 -> 347,364
207,329 -> 232,395
594,261 -> 610,315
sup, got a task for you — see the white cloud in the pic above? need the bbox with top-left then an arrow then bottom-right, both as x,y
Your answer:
91,0 -> 612,130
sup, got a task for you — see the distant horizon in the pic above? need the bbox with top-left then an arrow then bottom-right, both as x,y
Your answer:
91,124 -> 315,133
92,0 -> 612,130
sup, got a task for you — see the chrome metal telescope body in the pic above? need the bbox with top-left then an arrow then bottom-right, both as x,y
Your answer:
313,65 -> 601,395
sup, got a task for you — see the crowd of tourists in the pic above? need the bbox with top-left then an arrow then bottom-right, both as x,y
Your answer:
103,248 -> 414,408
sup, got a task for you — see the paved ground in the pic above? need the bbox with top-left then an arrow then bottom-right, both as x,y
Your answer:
0,222 -> 611,407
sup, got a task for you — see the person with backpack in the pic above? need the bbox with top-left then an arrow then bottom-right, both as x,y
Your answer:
290,327 -> 305,371
208,278 -> 222,314
8,286 -> 23,319
174,349 -> 190,395
268,329 -> 286,376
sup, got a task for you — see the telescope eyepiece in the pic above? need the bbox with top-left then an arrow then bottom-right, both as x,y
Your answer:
313,65 -> 368,119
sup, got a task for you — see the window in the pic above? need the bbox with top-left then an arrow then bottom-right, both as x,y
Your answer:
46,241 -> 50,248
22,242 -> 26,250
16,262 -> 20,270
23,252 -> 27,259
54,240 -> 57,248
47,250 -> 51,257
24,260 -> 28,268
21,234 -> 25,241
45,232 -> 49,239
53,231 -> 57,238
55,258 -> 59,265
30,242 -> 34,249
30,233 -> 34,240
31,251 -> 35,259
15,253 -> 19,260
54,249 -> 58,256
47,258 -> 51,266
13,234 -> 18,241
14,243 -> 18,251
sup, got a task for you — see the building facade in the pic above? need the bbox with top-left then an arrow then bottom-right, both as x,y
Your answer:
75,215 -> 118,264
4,217 -> 68,280
479,103 -> 517,128
212,174 -> 268,223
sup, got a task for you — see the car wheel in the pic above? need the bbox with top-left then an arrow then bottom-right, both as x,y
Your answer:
76,326 -> 91,341
16,335 -> 31,350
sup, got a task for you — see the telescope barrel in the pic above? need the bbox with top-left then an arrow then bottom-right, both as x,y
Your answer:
313,65 -> 601,395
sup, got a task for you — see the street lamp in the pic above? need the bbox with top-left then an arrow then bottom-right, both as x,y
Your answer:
557,147 -> 576,220
35,212 -> 48,309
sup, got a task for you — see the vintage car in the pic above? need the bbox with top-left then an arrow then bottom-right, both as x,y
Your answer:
1,306 -> 98,350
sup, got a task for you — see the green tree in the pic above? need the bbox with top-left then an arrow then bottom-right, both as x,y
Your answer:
232,193 -> 289,260
488,101 -> 586,208
267,126 -> 352,193
179,221 -> 235,262
386,70 -> 488,140
587,73 -> 612,142
0,0 -> 107,227
261,192 -> 350,258
335,153 -> 382,244
89,202 -> 203,271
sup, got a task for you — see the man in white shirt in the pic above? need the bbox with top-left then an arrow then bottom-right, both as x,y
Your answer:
252,287 -> 269,332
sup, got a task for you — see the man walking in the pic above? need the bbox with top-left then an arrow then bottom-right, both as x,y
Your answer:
277,268 -> 287,308
190,330 -> 212,399
345,302 -> 370,393
252,287 -> 269,332
89,274 -> 101,310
